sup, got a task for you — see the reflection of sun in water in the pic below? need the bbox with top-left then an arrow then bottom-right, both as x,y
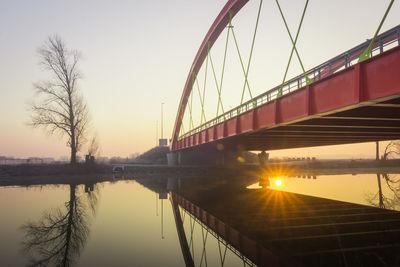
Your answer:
274,179 -> 283,187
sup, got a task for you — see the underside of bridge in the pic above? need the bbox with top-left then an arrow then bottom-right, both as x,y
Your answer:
223,96 -> 400,151
174,95 -> 400,158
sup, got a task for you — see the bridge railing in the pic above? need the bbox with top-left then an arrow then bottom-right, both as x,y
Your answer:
179,25 -> 400,140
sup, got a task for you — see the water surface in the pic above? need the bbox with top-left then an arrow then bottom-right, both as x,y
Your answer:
0,170 -> 399,266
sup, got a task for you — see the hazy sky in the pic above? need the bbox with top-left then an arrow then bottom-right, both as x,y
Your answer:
0,0 -> 399,159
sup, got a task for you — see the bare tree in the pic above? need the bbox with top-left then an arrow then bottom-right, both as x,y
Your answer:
29,35 -> 89,164
382,140 -> 400,160
87,134 -> 100,158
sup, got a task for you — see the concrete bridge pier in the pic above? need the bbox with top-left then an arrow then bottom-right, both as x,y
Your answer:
167,152 -> 179,166
257,151 -> 269,167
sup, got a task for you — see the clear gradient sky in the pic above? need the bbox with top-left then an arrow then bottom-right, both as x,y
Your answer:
0,0 -> 399,159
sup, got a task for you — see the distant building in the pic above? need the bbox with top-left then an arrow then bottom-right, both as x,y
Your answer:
97,157 -> 110,164
42,157 -> 55,164
27,157 -> 43,164
0,156 -> 55,165
3,158 -> 25,165
159,192 -> 168,199
159,138 -> 168,147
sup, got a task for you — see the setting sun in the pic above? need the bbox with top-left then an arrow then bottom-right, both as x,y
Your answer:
275,179 -> 283,187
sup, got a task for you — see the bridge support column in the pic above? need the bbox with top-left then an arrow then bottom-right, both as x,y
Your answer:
170,144 -> 251,166
167,152 -> 179,166
173,149 -> 225,165
258,151 -> 269,167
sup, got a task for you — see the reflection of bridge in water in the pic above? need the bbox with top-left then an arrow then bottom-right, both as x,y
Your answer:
137,173 -> 400,267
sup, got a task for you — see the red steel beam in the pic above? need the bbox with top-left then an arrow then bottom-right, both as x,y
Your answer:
174,46 -> 400,151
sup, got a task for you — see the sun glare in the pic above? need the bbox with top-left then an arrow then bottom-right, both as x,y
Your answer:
275,179 -> 283,187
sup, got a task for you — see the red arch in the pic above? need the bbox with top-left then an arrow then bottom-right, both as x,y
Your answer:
171,0 -> 249,151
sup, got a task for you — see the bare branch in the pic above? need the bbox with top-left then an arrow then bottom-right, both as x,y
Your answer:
87,134 -> 100,157
382,140 -> 400,160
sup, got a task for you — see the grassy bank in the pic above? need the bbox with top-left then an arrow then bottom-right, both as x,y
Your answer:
0,163 -> 108,177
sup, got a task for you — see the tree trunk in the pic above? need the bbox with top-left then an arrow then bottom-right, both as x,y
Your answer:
70,147 -> 76,164
63,184 -> 76,266
70,107 -> 76,164
70,132 -> 76,164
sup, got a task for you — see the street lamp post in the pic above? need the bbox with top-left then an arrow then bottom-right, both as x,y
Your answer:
161,102 -> 164,140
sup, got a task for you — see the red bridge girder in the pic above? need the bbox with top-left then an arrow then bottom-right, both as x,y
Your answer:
173,46 -> 400,151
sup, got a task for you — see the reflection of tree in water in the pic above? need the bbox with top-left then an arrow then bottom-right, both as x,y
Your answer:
21,183 -> 99,266
367,141 -> 400,209
366,174 -> 400,210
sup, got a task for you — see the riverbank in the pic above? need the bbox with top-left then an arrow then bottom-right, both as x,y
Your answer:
0,159 -> 399,187
0,163 -> 107,177
1,159 -> 399,177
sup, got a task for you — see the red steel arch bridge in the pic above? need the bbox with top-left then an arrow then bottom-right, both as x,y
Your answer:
169,0 -> 400,163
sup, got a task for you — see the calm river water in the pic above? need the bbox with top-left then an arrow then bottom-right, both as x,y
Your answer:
0,169 -> 399,266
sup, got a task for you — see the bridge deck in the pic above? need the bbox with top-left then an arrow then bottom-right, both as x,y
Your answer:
174,45 -> 400,151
